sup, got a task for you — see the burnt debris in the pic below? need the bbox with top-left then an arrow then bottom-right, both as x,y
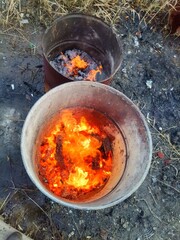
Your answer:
49,48 -> 103,81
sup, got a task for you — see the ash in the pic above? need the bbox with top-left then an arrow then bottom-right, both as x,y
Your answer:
50,48 -> 102,81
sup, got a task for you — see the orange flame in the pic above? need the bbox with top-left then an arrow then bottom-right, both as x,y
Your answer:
66,55 -> 88,75
60,51 -> 103,81
37,108 -> 112,200
86,65 -> 103,81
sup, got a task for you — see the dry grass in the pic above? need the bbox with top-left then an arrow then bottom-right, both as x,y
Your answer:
0,0 -> 179,28
0,0 -> 122,27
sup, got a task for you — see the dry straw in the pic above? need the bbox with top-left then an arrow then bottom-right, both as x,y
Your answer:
0,0 -> 178,27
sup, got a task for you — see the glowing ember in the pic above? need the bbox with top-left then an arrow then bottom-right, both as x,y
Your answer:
49,49 -> 103,81
36,107 -> 114,200
65,55 -> 88,74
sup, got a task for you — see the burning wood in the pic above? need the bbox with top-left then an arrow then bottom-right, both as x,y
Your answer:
102,137 -> 112,157
50,49 -> 103,81
37,107 -> 113,200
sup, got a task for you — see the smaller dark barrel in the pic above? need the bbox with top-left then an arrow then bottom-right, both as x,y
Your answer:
42,13 -> 123,91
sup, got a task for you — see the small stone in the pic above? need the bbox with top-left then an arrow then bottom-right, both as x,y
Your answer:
146,80 -> 153,89
123,203 -> 128,209
133,36 -> 139,47
122,222 -> 129,229
68,231 -> 74,238
20,19 -> 29,24
20,13 -> 24,18
11,84 -> 15,90
150,47 -> 154,53
121,218 -> 125,224
156,43 -> 163,49
151,176 -> 157,184
25,94 -> 31,101
163,175 -> 167,181
79,219 -> 84,225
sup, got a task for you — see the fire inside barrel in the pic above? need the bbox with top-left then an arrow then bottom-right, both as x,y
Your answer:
37,107 -> 113,201
49,49 -> 103,81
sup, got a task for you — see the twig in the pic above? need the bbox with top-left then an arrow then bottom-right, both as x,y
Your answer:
13,27 -> 34,45
163,126 -> 177,132
9,186 -> 36,192
22,190 -> 50,220
31,68 -> 41,83
0,32 -> 27,43
22,190 -> 61,239
148,186 -> 158,205
137,198 -> 162,222
155,178 -> 180,194
169,157 -> 180,161
0,192 -> 11,211
169,164 -> 179,177
0,189 -> 18,212
0,29 -> 39,54
71,213 -> 82,238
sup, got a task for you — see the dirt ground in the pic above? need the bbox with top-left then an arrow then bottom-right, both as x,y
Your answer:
0,15 -> 179,240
